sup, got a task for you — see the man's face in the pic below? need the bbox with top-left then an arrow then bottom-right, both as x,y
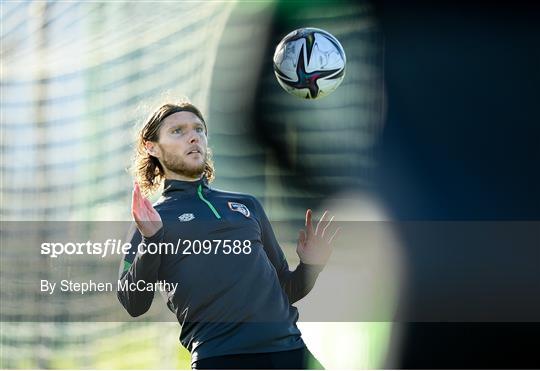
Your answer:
148,111 -> 208,179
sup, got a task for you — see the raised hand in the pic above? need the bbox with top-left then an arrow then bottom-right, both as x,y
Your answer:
296,209 -> 340,266
131,181 -> 163,237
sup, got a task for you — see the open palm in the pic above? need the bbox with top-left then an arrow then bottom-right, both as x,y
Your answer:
131,181 -> 163,237
297,209 -> 340,266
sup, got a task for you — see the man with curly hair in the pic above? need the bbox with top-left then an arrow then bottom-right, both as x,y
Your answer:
117,101 -> 339,369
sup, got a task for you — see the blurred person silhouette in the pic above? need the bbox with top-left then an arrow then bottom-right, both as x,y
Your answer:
250,0 -> 540,369
373,1 -> 540,368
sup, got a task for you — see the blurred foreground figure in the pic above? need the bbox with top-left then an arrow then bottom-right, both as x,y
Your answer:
253,0 -> 540,369
374,1 -> 540,368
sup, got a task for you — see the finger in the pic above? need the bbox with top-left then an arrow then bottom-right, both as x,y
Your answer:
134,182 -> 144,217
315,210 -> 328,235
315,210 -> 329,236
131,182 -> 139,216
135,183 -> 144,214
298,229 -> 307,248
298,230 -> 309,257
134,182 -> 147,221
305,209 -> 314,237
328,226 -> 342,245
321,215 -> 334,238
143,196 -> 153,211
143,197 -> 158,219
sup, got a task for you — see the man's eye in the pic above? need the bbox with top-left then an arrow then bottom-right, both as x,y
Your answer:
172,128 -> 181,134
196,127 -> 204,133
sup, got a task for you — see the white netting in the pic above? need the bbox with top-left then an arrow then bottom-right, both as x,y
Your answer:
1,1 -> 234,221
1,1 -> 389,368
1,2 -> 235,368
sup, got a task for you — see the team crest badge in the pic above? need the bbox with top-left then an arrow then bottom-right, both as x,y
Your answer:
178,213 -> 195,222
228,202 -> 250,218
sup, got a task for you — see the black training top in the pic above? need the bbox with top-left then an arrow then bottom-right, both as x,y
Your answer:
117,176 -> 323,365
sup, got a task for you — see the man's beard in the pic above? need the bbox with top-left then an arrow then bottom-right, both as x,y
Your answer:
159,146 -> 206,179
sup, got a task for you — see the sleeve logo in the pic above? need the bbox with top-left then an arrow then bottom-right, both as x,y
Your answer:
178,213 -> 195,222
228,202 -> 250,218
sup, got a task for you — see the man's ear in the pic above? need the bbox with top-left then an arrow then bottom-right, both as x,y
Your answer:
145,141 -> 160,158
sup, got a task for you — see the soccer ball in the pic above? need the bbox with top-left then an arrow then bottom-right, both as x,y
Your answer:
273,27 -> 346,99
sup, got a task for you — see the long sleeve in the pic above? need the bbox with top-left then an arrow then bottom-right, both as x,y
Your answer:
117,224 -> 164,317
253,198 -> 324,304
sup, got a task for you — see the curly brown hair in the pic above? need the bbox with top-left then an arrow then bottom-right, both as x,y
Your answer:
133,102 -> 215,196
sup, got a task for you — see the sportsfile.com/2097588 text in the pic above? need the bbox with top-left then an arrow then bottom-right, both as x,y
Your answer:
40,239 -> 252,258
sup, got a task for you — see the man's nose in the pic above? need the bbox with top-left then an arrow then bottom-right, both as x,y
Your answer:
188,130 -> 200,144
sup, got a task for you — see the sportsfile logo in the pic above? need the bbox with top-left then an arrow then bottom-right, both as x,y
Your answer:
40,238 -> 252,258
